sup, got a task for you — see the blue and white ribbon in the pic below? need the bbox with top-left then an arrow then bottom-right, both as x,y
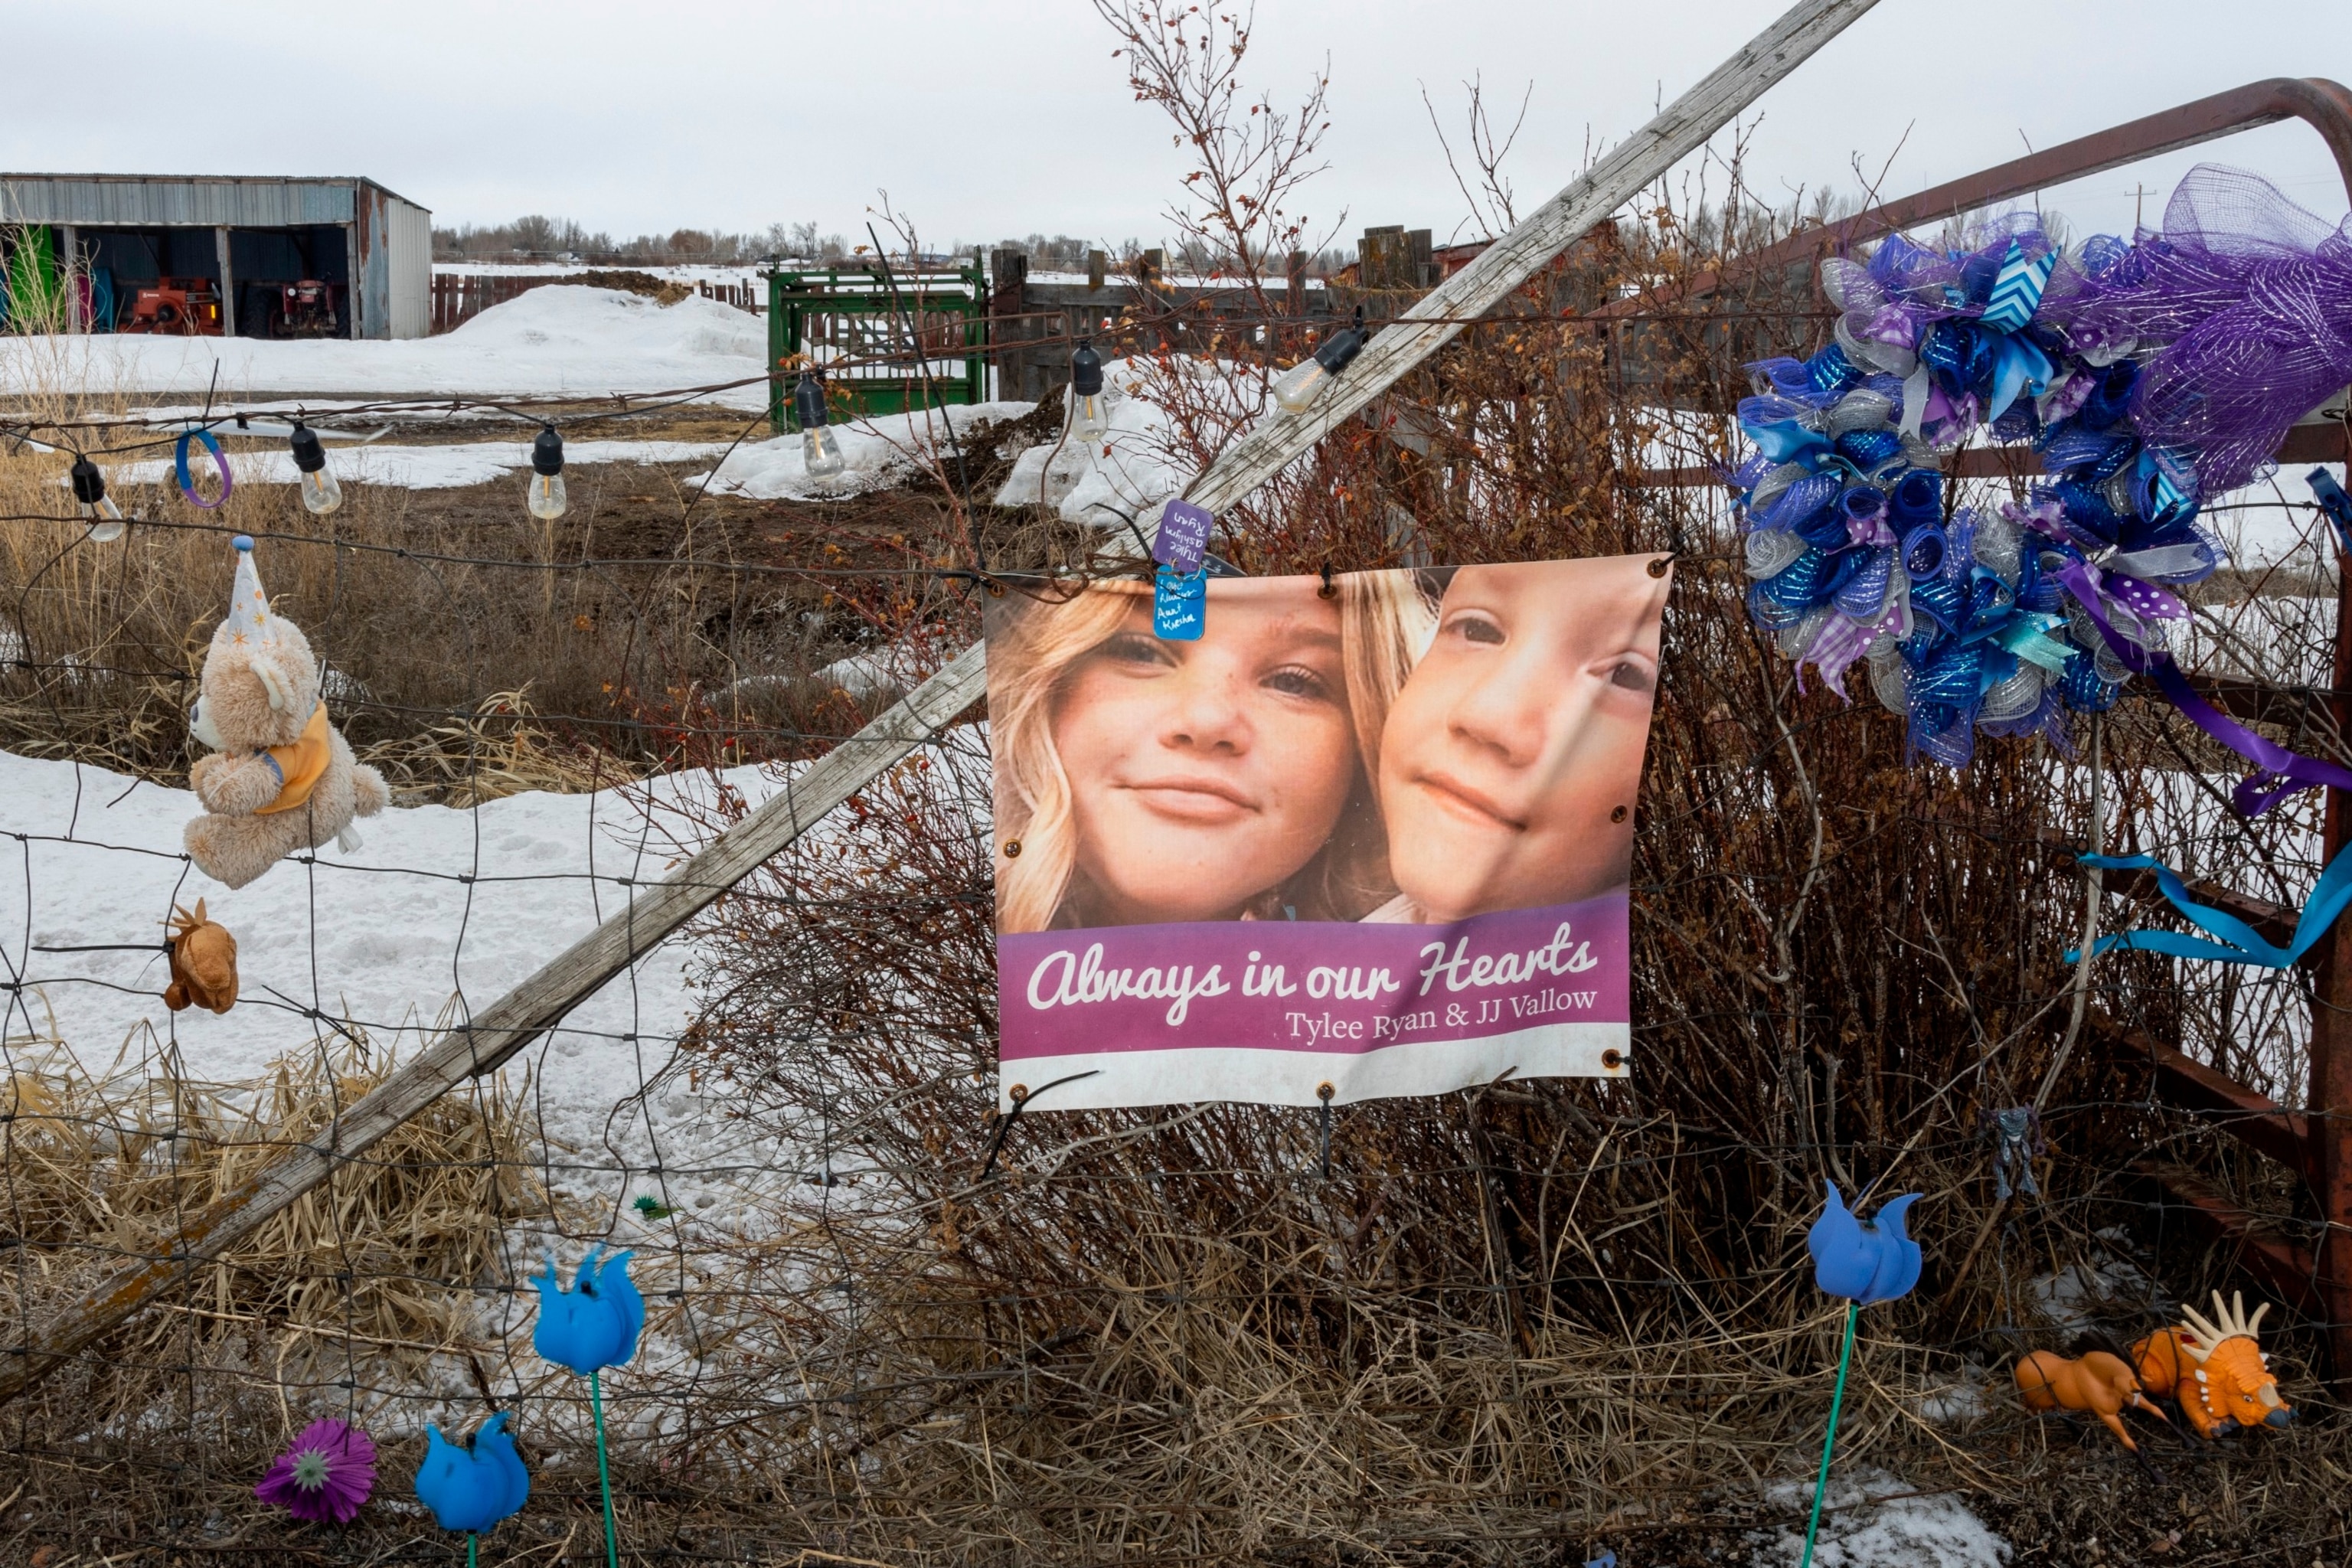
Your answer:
1981,237 -> 2056,335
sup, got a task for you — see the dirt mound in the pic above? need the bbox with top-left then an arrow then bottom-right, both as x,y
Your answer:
567,268 -> 693,304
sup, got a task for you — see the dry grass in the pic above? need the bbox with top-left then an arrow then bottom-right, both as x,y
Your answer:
1,1022 -> 549,1390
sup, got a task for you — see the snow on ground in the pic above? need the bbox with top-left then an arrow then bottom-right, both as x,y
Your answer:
696,397 -> 1037,501
989,359 -> 1187,528
109,438 -> 735,491
0,286 -> 772,408
0,748 -> 793,1217
434,261 -> 773,284
1749,1472 -> 2009,1567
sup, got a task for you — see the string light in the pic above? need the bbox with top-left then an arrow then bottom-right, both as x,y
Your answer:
288,421 -> 342,516
795,371 -> 846,478
1271,305 -> 1368,415
1068,338 -> 1109,441
527,426 -> 568,521
70,456 -> 126,541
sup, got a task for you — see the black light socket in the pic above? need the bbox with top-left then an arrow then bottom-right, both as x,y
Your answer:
289,422 -> 327,474
1313,305 -> 1368,376
69,456 -> 106,505
1070,338 -> 1105,397
794,370 -> 830,430
531,426 -> 565,475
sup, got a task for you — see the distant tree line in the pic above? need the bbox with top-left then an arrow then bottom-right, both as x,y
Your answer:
432,217 -> 857,266
431,217 -> 1350,276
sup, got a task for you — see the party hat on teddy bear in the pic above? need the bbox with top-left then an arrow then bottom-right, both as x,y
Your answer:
214,535 -> 280,648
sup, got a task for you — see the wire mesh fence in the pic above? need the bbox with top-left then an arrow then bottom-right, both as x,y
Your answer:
3,201 -> 2350,1566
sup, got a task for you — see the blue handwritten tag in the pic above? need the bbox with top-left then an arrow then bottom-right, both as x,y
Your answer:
1155,499 -> 1214,573
1153,566 -> 1206,641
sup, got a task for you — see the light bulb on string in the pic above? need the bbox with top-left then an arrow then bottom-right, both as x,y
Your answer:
526,426 -> 568,521
1271,305 -> 1368,416
288,421 -> 341,515
795,371 -> 846,478
1067,338 -> 1109,441
70,456 -> 126,542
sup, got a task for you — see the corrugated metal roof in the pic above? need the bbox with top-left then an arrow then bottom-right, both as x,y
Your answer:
0,175 -> 427,227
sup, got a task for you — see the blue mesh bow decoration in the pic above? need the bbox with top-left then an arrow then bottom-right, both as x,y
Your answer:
1738,165 -> 2352,805
1806,1181 -> 1922,1305
414,1412 -> 530,1535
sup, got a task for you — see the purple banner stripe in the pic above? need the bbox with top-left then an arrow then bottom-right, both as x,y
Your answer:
999,893 -> 1629,1060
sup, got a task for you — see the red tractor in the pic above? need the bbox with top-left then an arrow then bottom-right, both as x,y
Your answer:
272,278 -> 347,338
119,277 -> 224,335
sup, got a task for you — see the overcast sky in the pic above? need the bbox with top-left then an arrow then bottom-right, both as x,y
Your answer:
5,1 -> 2346,251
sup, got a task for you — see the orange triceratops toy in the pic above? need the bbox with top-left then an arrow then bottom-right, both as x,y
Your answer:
2130,1290 -> 2295,1439
2013,1349 -> 2171,1456
164,900 -> 238,1014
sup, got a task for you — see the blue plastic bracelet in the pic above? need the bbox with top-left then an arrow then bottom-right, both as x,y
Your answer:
175,428 -> 234,509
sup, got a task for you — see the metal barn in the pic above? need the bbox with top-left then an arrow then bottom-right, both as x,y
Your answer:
0,174 -> 430,339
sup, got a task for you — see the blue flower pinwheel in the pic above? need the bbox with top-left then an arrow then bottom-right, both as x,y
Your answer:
532,1245 -> 644,1568
1795,1182 -> 1925,1568
414,1411 -> 530,1535
532,1245 -> 644,1376
1807,1181 -> 1922,1305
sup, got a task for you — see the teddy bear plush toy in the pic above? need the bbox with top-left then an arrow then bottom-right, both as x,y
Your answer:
185,536 -> 387,889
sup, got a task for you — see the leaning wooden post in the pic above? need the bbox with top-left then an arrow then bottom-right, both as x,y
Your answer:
0,0 -> 1881,1406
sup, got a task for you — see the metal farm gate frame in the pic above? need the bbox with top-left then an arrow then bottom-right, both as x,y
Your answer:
764,263 -> 988,432
1618,76 -> 2352,1381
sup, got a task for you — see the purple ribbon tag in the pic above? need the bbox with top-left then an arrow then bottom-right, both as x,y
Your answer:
1155,499 -> 1214,573
1153,566 -> 1206,641
2056,559 -> 2352,816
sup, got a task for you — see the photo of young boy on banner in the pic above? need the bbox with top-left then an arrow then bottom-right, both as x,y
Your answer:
985,554 -> 1672,1111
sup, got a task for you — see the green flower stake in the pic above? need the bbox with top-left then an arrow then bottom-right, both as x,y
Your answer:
1798,1183 -> 1922,1568
533,1246 -> 644,1568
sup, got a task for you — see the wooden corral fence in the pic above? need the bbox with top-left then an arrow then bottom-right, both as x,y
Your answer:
695,278 -> 762,313
985,247 -> 1338,404
430,273 -> 550,334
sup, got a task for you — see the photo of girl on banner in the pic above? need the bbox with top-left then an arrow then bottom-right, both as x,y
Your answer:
985,554 -> 1671,1112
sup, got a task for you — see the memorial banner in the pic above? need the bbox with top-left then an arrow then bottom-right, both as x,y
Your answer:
985,555 -> 1671,1111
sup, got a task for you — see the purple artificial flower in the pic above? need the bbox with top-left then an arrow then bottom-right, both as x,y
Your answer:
256,1418 -> 377,1524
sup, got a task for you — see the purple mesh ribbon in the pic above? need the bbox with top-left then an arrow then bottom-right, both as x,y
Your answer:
2055,560 -> 2352,815
2052,165 -> 2352,495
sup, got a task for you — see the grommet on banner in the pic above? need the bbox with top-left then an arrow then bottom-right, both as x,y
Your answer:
1647,554 -> 1674,579
1318,563 -> 1336,599
1610,805 -> 1628,823
1601,1048 -> 1625,1071
1002,840 -> 1022,859
1316,1081 -> 1336,1179
976,1070 -> 1099,1182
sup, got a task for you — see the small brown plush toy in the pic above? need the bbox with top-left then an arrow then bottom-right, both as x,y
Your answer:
185,536 -> 387,889
165,900 -> 238,1013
